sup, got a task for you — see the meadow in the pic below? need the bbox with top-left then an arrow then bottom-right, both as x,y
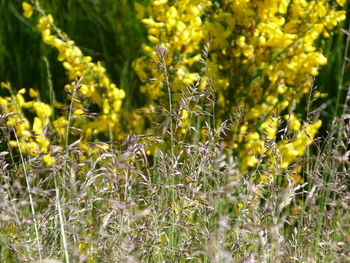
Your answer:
0,0 -> 349,262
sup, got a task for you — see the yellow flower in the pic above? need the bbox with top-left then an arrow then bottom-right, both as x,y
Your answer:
246,132 -> 260,141
1,82 -> 8,89
153,0 -> 167,6
18,88 -> 26,94
16,94 -> 25,107
73,108 -> 84,115
33,117 -> 43,134
285,114 -> 301,131
134,2 -> 146,20
43,154 -> 56,166
337,0 -> 346,7
22,2 -> 33,18
261,117 -> 278,140
245,155 -> 259,167
29,88 -> 38,98
179,109 -> 189,128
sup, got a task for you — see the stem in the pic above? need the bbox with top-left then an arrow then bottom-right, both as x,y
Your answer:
335,21 -> 350,115
43,56 -> 56,121
162,55 -> 174,159
54,175 -> 70,263
13,130 -> 42,261
158,47 -> 177,252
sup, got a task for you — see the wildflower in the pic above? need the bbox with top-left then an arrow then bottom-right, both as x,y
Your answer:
1,82 -> 8,89
33,10 -> 126,139
29,88 -> 38,98
22,2 -> 33,18
42,154 -> 56,166
337,0 -> 346,6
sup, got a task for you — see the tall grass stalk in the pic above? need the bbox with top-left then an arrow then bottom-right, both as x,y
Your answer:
13,129 -> 42,261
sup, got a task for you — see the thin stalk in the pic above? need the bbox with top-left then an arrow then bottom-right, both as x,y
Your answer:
43,56 -> 56,121
65,79 -> 80,150
159,47 -> 177,252
7,82 -> 42,260
13,130 -> 42,261
54,175 -> 70,263
335,20 -> 350,115
57,78 -> 81,263
162,55 -> 174,159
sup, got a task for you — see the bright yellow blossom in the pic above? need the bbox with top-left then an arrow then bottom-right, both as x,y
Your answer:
133,0 -> 345,180
22,2 -> 33,18
337,0 -> 347,7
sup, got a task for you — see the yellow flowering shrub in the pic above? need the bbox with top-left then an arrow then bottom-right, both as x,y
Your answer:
134,0 -> 212,96
133,0 -> 346,178
0,2 -> 128,165
131,0 -> 213,132
35,8 -> 126,141
1,0 -> 346,178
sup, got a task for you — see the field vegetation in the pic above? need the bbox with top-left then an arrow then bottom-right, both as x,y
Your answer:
0,0 -> 349,262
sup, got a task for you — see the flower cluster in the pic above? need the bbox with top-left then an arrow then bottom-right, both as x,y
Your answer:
133,0 -> 346,178
0,2 -> 130,165
132,0 -> 213,132
35,7 -> 126,141
0,82 -> 54,165
133,0 -> 212,100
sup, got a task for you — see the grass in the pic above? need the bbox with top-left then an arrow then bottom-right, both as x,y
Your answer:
0,54 -> 349,262
0,1 -> 349,262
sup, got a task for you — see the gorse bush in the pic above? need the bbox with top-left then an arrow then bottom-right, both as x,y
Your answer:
2,1 -> 346,171
2,1 -> 127,165
0,0 -> 349,262
133,0 -> 345,173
